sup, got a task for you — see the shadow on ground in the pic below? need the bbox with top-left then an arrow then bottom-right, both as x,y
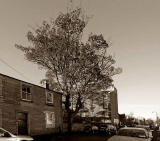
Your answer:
33,133 -> 111,141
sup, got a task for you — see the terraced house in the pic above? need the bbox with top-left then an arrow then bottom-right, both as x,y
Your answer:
0,73 -> 62,136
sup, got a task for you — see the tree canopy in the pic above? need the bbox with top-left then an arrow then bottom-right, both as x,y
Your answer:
15,8 -> 121,131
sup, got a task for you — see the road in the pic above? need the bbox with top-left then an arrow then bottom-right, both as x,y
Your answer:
34,134 -> 112,141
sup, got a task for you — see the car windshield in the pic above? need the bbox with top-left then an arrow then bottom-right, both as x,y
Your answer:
0,129 -> 11,137
136,125 -> 150,131
118,129 -> 147,138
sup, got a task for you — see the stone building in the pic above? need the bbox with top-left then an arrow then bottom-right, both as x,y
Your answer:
79,87 -> 119,125
0,73 -> 62,136
110,87 -> 119,124
95,87 -> 119,124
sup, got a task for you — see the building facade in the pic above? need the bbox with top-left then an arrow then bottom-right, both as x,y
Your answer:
95,87 -> 119,124
79,87 -> 119,125
0,73 -> 62,136
110,87 -> 119,124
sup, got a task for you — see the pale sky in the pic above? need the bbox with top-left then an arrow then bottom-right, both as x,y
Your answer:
0,0 -> 160,120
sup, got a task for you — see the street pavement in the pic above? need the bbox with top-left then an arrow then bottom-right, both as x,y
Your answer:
33,133 -> 112,141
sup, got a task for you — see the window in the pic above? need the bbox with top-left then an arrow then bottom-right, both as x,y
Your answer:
46,91 -> 54,104
103,95 -> 110,109
44,111 -> 55,128
21,84 -> 32,101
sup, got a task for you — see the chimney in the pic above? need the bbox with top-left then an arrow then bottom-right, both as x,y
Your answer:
46,80 -> 50,90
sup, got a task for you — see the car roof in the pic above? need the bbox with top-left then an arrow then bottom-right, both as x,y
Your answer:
120,127 -> 146,131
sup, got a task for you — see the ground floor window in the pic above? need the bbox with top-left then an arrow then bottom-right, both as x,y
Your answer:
44,111 -> 55,128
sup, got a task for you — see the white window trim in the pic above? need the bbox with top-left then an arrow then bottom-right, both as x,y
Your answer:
21,83 -> 32,102
44,111 -> 55,128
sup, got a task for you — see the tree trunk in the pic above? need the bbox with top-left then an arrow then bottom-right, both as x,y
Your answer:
67,111 -> 72,133
65,94 -> 83,133
65,94 -> 72,133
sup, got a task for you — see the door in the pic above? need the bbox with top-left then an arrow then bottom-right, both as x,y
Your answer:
16,112 -> 28,135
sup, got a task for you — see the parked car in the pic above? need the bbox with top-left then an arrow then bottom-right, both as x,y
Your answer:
135,125 -> 152,139
107,124 -> 117,135
92,125 -> 99,134
83,124 -> 99,134
0,127 -> 34,141
136,125 -> 150,131
99,124 -> 108,134
152,130 -> 160,141
83,125 -> 92,134
108,127 -> 151,141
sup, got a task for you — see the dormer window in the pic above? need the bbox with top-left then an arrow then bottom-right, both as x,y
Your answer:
46,91 -> 54,105
21,84 -> 32,101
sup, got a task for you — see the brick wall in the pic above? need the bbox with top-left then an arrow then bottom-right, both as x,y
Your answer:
0,74 -> 62,136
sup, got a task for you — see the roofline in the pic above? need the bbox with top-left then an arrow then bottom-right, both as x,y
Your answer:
0,73 -> 62,95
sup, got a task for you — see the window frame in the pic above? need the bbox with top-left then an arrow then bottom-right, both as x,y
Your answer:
46,91 -> 54,105
21,83 -> 32,102
44,111 -> 55,128
103,94 -> 110,109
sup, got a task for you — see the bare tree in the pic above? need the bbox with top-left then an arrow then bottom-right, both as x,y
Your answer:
15,8 -> 121,132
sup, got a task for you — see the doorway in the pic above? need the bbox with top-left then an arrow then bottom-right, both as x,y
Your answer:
16,112 -> 28,135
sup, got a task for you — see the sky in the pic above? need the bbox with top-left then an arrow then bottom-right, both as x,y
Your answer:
0,0 -> 160,120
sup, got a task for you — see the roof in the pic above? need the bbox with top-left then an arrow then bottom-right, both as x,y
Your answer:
0,73 -> 62,95
0,73 -> 43,88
